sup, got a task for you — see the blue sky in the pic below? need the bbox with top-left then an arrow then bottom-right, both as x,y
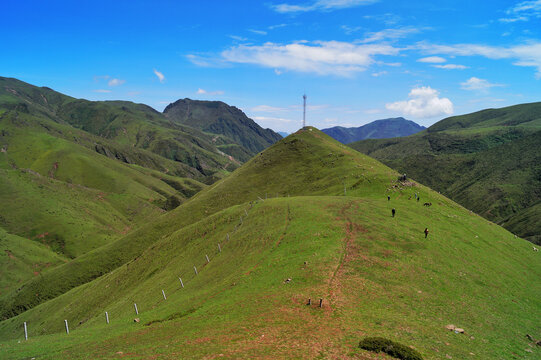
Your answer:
2,0 -> 541,132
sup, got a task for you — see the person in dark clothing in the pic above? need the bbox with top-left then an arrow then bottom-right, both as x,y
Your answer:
424,228 -> 429,238
417,197 -> 420,202
392,208 -> 396,217
387,195 -> 390,201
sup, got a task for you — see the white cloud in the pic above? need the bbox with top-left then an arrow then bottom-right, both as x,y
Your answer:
229,35 -> 248,41
108,78 -> 125,87
248,29 -> 267,35
196,88 -> 224,95
251,105 -> 289,112
432,64 -> 468,70
271,0 -> 377,13
252,116 -> 293,123
417,56 -> 446,63
460,77 -> 503,91
341,25 -> 362,34
153,69 -> 165,83
219,40 -> 400,76
360,27 -> 421,43
500,0 -> 541,22
371,71 -> 387,77
386,86 -> 453,118
268,23 -> 288,30
93,89 -> 111,93
417,41 -> 541,78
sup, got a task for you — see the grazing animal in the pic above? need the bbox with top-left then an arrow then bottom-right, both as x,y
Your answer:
534,247 -> 539,252
423,202 -> 432,207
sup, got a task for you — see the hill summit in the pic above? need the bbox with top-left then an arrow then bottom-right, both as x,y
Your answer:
164,98 -> 282,161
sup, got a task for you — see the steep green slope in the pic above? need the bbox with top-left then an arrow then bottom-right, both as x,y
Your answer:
322,117 -> 425,144
349,102 -> 541,244
163,98 -> 282,161
0,127 -> 397,319
0,77 -> 238,180
0,227 -> 66,297
0,129 -> 539,359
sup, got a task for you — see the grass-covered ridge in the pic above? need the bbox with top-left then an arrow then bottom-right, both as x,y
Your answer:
349,102 -> 541,244
0,127 -> 539,359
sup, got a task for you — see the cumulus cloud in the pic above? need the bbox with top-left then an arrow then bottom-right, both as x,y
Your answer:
271,0 -> 377,13
153,69 -> 165,83
196,88 -> 224,95
417,41 -> 541,78
218,40 -> 399,76
417,56 -> 446,63
386,86 -> 453,118
432,64 -> 468,70
108,78 -> 125,87
460,77 -> 503,91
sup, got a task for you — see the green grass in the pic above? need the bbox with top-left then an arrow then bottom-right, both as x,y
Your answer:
349,103 -> 541,244
0,128 -> 539,359
0,227 -> 66,297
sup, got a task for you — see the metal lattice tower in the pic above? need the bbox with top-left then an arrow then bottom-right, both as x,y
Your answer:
303,93 -> 307,128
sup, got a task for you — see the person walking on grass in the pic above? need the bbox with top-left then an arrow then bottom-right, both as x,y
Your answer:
424,228 -> 429,238
388,195 -> 390,201
392,208 -> 396,217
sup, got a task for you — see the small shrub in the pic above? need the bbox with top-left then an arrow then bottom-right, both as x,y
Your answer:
359,337 -> 423,360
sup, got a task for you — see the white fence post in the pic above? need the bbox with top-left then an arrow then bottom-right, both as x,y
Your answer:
162,289 -> 167,300
206,254 -> 210,263
134,303 -> 139,315
218,243 -> 221,252
64,320 -> 69,334
105,311 -> 109,324
24,322 -> 28,340
194,266 -> 198,275
179,277 -> 184,288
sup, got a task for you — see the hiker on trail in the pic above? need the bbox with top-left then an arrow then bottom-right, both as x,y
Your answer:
424,228 -> 429,238
388,195 -> 390,201
417,197 -> 420,202
392,208 -> 396,217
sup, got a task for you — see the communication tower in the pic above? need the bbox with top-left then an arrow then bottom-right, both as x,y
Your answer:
303,93 -> 307,128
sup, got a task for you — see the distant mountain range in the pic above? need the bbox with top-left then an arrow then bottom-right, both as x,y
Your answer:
322,117 -> 425,144
277,131 -> 289,138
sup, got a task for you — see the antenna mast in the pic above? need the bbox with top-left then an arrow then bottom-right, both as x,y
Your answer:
303,93 -> 307,128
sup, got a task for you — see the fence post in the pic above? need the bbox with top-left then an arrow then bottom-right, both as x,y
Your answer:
105,311 -> 109,324
206,254 -> 210,263
179,277 -> 184,288
162,289 -> 167,300
64,320 -> 69,334
24,322 -> 28,340
218,243 -> 221,252
134,303 -> 139,315
194,266 -> 198,275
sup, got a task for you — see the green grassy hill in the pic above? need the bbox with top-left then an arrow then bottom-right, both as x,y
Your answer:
0,128 -> 538,360
0,77 -> 239,180
163,98 -> 282,162
349,102 -> 541,245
